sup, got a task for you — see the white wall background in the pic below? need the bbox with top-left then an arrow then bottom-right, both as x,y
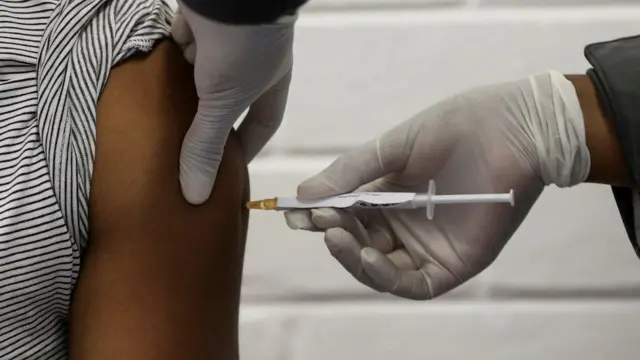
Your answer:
171,0 -> 640,358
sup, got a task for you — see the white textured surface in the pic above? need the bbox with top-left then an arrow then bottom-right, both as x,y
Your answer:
240,301 -> 640,360
481,0 -> 638,5
485,184 -> 640,290
269,7 -> 640,151
167,0 -> 640,357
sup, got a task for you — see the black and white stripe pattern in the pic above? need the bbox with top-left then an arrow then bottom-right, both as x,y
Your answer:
0,1 -> 172,358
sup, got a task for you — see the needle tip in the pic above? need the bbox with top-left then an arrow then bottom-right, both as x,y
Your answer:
245,198 -> 278,210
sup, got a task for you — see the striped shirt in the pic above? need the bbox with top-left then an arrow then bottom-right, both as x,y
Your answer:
0,0 -> 173,358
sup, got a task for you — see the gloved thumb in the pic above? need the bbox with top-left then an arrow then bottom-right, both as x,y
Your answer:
360,247 -> 432,300
180,104 -> 240,205
297,120 -> 418,199
171,9 -> 196,63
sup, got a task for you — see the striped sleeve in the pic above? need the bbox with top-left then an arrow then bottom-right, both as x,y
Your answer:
0,1 -> 172,358
37,0 -> 173,251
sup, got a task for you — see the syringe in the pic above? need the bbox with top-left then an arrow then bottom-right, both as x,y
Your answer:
246,180 -> 514,220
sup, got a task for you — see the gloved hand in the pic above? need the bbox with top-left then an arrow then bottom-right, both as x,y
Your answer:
284,71 -> 591,300
172,1 -> 295,204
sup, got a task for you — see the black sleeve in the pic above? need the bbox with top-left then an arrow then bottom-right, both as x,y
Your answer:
584,34 -> 640,258
181,0 -> 309,24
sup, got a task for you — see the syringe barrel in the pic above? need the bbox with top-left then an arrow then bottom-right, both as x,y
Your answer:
413,193 -> 513,205
434,193 -> 512,204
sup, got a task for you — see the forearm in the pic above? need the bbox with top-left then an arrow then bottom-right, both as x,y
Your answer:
565,74 -> 631,187
181,0 -> 307,24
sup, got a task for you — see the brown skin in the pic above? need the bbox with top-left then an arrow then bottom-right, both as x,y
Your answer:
566,74 -> 631,187
67,40 -> 248,360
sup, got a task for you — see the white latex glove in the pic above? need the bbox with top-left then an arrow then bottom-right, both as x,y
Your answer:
284,71 -> 591,300
172,1 -> 295,204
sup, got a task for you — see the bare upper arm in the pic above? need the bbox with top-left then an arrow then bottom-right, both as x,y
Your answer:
68,40 -> 249,360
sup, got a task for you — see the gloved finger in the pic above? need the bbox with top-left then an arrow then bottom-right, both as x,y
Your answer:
386,248 -> 418,270
296,140 -> 386,199
354,177 -> 392,193
312,208 -> 399,254
179,105 -> 241,205
296,119 -> 420,200
182,42 -> 196,64
311,208 -> 399,253
237,68 -> 292,163
310,208 -> 378,248
284,210 -> 321,231
365,222 -> 397,254
171,10 -> 194,50
356,175 -> 418,193
360,247 -> 432,300
324,228 -> 384,292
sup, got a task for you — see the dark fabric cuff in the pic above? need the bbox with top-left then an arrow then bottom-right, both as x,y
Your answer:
181,0 -> 307,24
584,34 -> 640,258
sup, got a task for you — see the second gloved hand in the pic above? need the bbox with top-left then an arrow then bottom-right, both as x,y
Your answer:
173,1 -> 295,204
284,71 -> 591,300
